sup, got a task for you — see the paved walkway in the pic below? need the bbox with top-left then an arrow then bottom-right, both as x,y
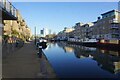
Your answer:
2,41 -> 56,78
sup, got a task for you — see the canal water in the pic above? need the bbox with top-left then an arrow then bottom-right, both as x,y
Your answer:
43,41 -> 120,79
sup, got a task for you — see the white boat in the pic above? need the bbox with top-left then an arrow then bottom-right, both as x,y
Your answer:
83,38 -> 98,43
39,38 -> 47,43
36,38 -> 47,49
82,38 -> 98,47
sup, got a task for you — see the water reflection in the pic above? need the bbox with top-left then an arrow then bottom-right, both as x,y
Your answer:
46,42 -> 57,50
43,41 -> 120,78
57,41 -> 120,75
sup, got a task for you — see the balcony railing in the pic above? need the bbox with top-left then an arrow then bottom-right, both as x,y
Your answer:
20,21 -> 25,26
110,19 -> 119,24
110,30 -> 120,34
110,26 -> 119,29
0,0 -> 17,19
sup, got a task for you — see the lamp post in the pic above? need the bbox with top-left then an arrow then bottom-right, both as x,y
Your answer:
35,26 -> 36,45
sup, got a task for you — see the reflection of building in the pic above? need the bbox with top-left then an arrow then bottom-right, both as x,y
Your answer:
75,45 -> 120,74
57,41 -> 74,53
74,45 -> 120,74
57,41 -> 95,57
100,49 -> 120,56
93,49 -> 120,74
114,62 -> 120,74
73,45 -> 95,58
64,47 -> 74,53
57,42 -> 120,74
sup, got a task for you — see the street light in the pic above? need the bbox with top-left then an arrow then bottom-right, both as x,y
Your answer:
35,26 -> 36,45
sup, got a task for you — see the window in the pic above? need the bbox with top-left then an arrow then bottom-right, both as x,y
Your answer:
112,34 -> 119,38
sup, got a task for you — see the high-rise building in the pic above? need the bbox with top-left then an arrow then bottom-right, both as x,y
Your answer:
40,30 -> 44,35
40,28 -> 51,37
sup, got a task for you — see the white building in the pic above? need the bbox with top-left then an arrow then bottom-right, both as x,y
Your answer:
57,27 -> 74,40
40,28 -> 51,37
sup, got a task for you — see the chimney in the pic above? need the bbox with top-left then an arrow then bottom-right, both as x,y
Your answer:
98,17 -> 101,20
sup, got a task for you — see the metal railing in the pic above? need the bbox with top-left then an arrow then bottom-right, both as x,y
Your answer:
110,30 -> 120,34
110,26 -> 119,29
110,19 -> 119,23
0,0 -> 17,18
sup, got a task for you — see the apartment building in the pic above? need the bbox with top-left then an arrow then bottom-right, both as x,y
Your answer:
58,10 -> 120,42
57,27 -> 74,40
3,10 -> 32,41
92,10 -> 120,40
82,23 -> 94,40
40,28 -> 51,37
68,22 -> 94,41
1,0 -> 18,44
72,22 -> 84,40
26,26 -> 32,39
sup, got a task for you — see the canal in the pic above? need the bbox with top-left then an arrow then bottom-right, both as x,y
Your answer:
43,41 -> 120,79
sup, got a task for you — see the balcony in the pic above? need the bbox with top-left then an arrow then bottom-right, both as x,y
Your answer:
110,18 -> 119,24
110,30 -> 120,34
110,23 -> 120,29
20,21 -> 25,26
110,25 -> 119,29
0,0 -> 17,20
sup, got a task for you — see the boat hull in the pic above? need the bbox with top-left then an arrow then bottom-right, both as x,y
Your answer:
82,42 -> 97,47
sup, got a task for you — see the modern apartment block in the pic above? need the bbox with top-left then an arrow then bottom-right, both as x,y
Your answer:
0,0 -> 32,41
0,0 -> 18,42
81,23 -> 94,40
71,22 -> 84,39
92,10 -> 120,40
40,28 -> 51,37
57,27 -> 74,40
3,10 -> 32,41
57,10 -> 120,42
68,22 -> 94,41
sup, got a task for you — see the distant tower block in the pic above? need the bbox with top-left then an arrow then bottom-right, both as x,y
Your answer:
40,28 -> 50,37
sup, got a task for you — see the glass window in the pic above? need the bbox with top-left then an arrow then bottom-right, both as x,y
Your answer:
112,34 -> 119,38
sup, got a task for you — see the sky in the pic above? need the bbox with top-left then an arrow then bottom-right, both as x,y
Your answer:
12,2 -> 118,35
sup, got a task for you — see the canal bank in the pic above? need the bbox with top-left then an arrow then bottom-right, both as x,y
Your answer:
2,40 -> 56,78
37,50 -> 57,78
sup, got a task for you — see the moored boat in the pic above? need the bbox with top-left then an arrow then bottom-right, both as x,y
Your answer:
36,38 -> 47,49
82,38 -> 98,47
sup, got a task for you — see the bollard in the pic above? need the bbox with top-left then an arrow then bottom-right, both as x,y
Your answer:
37,46 -> 42,58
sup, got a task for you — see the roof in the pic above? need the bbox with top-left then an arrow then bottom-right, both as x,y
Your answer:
101,10 -> 120,16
